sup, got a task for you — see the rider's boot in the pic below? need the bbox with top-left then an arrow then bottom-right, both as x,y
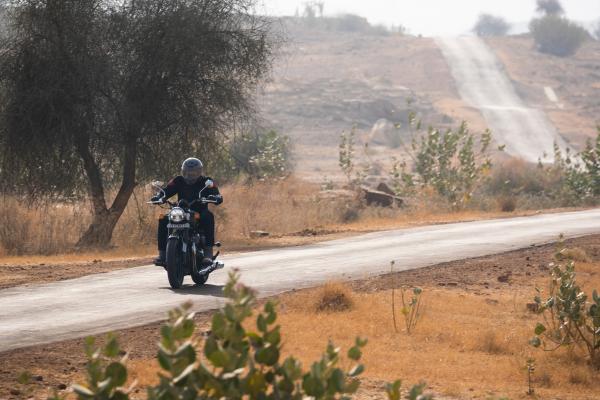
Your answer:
202,247 -> 213,266
154,250 -> 166,267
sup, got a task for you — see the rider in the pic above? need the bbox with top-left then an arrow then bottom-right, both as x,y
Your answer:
151,157 -> 223,266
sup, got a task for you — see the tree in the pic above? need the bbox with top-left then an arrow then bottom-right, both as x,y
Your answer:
473,14 -> 510,37
529,15 -> 588,57
0,0 -> 273,247
536,0 -> 564,16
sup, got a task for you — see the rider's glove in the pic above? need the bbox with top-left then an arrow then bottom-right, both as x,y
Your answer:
151,195 -> 164,204
207,194 -> 223,205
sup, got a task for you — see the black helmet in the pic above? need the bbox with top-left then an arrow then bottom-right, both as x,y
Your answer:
181,157 -> 203,184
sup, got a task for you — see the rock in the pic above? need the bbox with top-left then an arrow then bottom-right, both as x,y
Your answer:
250,231 -> 270,238
57,383 -> 67,390
10,389 -> 20,396
376,182 -> 395,196
34,375 -> 43,381
361,186 -> 403,207
368,118 -> 404,148
497,273 -> 511,283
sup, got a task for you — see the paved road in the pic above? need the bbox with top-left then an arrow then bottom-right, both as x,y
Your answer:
436,36 -> 566,163
1,209 -> 600,352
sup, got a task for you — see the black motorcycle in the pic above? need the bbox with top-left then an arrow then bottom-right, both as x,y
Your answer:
149,180 -> 224,289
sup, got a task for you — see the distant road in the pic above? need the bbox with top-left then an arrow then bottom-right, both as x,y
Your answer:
436,36 -> 566,162
1,209 -> 600,352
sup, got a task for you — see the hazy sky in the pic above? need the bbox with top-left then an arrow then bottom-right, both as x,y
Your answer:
260,0 -> 600,36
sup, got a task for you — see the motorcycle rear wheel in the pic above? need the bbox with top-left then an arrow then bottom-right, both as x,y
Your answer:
166,238 -> 185,289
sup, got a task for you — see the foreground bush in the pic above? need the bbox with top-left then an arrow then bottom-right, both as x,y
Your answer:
530,240 -> 600,368
54,272 -> 433,399
530,15 -> 588,56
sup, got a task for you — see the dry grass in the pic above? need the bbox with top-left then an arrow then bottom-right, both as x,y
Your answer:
497,196 -> 517,213
0,177 -> 538,259
0,175 -> 586,263
271,265 -> 600,399
313,282 -> 354,313
560,247 -> 590,263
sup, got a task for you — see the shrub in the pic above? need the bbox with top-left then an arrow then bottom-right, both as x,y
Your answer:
547,130 -> 600,202
484,158 -> 553,197
315,282 -> 354,312
530,241 -> 600,367
479,331 -> 509,354
530,16 -> 588,57
497,196 -> 517,212
54,271 -> 433,400
228,130 -> 292,181
473,14 -> 510,37
411,122 -> 495,207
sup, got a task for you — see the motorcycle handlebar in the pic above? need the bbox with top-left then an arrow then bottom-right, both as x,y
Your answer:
147,198 -> 217,207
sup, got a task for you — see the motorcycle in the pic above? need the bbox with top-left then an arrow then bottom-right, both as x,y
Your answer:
148,180 -> 224,289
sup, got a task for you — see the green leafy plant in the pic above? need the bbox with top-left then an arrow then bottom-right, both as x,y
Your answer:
389,157 -> 415,197
339,128 -> 356,185
530,240 -> 600,367
404,119 -> 496,207
65,271 -> 433,399
546,130 -> 600,203
228,130 -> 292,181
400,287 -> 424,335
71,334 -> 133,399
391,261 -> 424,335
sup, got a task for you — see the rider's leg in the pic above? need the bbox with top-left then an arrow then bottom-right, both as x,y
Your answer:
199,210 -> 215,262
155,215 -> 168,266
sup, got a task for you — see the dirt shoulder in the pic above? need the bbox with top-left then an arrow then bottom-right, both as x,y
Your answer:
0,208 -> 582,290
2,234 -> 599,399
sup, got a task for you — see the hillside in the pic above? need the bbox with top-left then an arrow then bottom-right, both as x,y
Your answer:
257,20 -> 475,181
487,36 -> 599,150
258,21 -> 600,182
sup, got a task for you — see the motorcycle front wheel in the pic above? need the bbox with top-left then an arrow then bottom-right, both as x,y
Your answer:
166,238 -> 185,289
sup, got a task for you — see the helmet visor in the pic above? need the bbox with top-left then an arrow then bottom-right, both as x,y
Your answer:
182,168 -> 202,184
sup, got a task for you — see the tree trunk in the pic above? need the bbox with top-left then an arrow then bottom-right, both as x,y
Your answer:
76,138 -> 137,248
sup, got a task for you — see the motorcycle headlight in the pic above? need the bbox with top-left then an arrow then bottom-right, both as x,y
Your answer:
169,207 -> 186,223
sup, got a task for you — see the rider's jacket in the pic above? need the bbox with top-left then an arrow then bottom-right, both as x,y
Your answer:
162,176 -> 223,213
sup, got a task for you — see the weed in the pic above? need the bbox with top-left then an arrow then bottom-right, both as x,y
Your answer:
400,287 -> 424,334
480,331 -> 508,355
526,358 -> 535,395
557,247 -> 590,263
315,282 -> 354,312
497,196 -> 517,213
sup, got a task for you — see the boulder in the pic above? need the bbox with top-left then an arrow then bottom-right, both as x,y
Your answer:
361,186 -> 403,207
368,118 -> 404,148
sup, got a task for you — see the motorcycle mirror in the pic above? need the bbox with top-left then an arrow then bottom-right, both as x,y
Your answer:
205,179 -> 214,188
